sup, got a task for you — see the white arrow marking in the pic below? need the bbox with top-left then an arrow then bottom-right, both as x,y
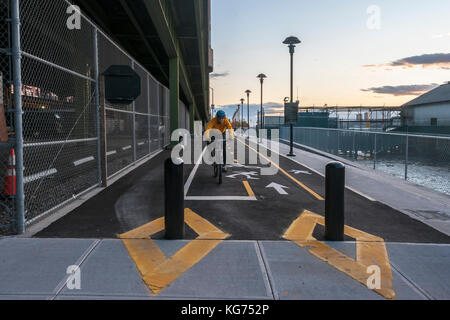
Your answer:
226,171 -> 260,180
232,163 -> 262,170
290,170 -> 312,175
266,182 -> 289,195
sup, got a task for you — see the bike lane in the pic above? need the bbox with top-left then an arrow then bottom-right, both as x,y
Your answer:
184,137 -> 450,243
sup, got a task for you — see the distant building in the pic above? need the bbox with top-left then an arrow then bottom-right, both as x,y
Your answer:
263,112 -> 337,130
402,82 -> 450,127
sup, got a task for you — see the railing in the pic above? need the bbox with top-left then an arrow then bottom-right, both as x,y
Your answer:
280,127 -> 450,195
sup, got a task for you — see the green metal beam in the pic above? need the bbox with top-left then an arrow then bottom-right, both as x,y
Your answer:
118,0 -> 168,82
190,102 -> 196,133
170,56 -> 180,135
143,0 -> 195,107
193,0 -> 209,121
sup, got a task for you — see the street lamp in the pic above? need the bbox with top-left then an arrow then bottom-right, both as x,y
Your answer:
245,90 -> 251,129
283,36 -> 301,103
257,73 -> 267,139
210,87 -> 215,119
240,98 -> 245,129
283,36 -> 301,156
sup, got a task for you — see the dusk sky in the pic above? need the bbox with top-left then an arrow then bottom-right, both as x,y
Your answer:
210,0 -> 450,120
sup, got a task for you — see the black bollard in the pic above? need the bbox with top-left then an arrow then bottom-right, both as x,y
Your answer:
164,158 -> 185,239
325,162 -> 345,241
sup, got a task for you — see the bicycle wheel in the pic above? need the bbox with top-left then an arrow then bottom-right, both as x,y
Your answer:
218,164 -> 223,184
214,164 -> 218,178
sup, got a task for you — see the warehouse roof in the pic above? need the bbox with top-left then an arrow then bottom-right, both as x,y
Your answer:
403,82 -> 450,107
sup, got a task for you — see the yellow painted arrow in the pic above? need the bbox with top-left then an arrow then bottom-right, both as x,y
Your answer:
119,209 -> 230,295
283,210 -> 396,300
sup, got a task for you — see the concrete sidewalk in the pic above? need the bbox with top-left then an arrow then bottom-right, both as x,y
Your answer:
265,138 -> 450,236
0,237 -> 449,300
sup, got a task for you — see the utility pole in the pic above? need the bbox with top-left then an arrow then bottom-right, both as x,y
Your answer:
240,98 -> 245,129
257,74 -> 267,141
245,90 -> 251,129
283,36 -> 301,157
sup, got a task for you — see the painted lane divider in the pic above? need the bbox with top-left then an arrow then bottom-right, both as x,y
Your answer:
122,145 -> 132,151
236,138 -> 324,201
226,171 -> 260,180
283,210 -> 396,300
106,150 -> 117,157
255,137 -> 376,202
184,147 -> 208,197
266,182 -> 289,195
185,181 -> 257,201
243,181 -> 256,197
290,169 -> 311,175
185,196 -> 257,201
119,209 -> 230,295
232,163 -> 263,170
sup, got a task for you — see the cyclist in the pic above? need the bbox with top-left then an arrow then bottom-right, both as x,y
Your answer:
205,110 -> 234,172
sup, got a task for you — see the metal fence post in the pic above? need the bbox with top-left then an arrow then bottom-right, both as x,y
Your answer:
337,129 -> 340,155
11,0 -> 24,234
93,28 -> 102,186
405,134 -> 409,180
131,62 -> 137,163
373,132 -> 377,170
147,75 -> 151,155
352,130 -> 356,159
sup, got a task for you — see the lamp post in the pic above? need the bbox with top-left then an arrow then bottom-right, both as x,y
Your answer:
210,87 -> 215,119
257,73 -> 267,140
245,90 -> 251,129
240,98 -> 245,129
283,36 -> 301,157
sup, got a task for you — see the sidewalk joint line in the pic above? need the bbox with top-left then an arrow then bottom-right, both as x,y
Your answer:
255,241 -> 278,300
390,262 -> 435,300
49,239 -> 102,300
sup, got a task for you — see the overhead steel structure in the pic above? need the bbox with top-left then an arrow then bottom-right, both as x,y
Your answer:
75,0 -> 214,129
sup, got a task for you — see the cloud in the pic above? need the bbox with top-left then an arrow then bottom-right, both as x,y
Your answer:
361,83 -> 439,96
210,72 -> 230,79
363,53 -> 450,70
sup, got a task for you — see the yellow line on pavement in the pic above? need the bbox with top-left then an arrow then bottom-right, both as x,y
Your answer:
119,217 -> 165,239
119,209 -> 230,295
237,138 -> 324,200
283,210 -> 396,300
243,181 -> 255,197
185,208 -> 231,240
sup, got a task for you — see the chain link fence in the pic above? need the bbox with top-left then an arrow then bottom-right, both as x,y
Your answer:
0,0 -> 14,233
0,0 -> 171,234
281,127 -> 450,195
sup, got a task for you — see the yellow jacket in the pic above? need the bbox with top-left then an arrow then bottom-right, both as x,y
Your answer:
205,117 -> 234,138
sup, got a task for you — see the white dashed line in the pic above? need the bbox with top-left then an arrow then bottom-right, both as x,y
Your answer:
122,145 -> 132,151
185,196 -> 257,201
107,151 -> 117,156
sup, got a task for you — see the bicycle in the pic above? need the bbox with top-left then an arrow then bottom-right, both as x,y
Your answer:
209,134 -> 228,185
